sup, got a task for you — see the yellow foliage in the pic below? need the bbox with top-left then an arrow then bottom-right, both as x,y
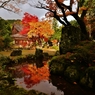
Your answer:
79,6 -> 87,11
27,20 -> 54,38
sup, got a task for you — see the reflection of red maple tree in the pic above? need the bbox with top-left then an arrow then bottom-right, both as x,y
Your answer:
21,62 -> 50,88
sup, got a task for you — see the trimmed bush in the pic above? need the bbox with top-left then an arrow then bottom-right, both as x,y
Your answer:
0,56 -> 12,67
80,66 -> 95,90
49,55 -> 70,75
25,54 -> 35,63
15,56 -> 27,64
10,49 -> 22,56
64,66 -> 79,83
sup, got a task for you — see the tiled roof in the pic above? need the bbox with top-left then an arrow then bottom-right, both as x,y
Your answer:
13,24 -> 23,32
11,33 -> 27,38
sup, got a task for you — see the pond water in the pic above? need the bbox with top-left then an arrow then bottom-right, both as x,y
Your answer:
13,63 -> 95,95
15,78 -> 64,95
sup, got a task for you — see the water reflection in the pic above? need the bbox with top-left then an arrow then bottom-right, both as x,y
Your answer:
15,78 -> 64,95
50,75 -> 95,95
13,64 -> 95,95
14,63 -> 64,95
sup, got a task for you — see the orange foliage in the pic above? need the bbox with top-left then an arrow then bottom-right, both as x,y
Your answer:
21,63 -> 50,88
20,12 -> 39,35
79,6 -> 87,11
58,0 -> 64,3
20,12 -> 54,42
28,20 -> 54,38
51,39 -> 58,44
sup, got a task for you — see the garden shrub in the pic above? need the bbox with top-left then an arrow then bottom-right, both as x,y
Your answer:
0,55 -> 47,95
0,86 -> 47,95
25,54 -> 35,63
49,55 -> 70,75
0,56 -> 12,67
28,90 -> 47,95
64,66 -> 79,83
15,56 -> 27,64
69,53 -> 89,67
80,66 -> 95,90
54,50 -> 60,56
10,49 -> 22,56
0,65 -> 15,89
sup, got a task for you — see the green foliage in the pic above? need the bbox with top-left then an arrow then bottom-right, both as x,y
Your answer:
28,90 -> 47,95
0,18 -> 5,30
0,87 -> 27,95
10,49 -> 22,56
52,18 -> 59,31
3,34 -> 13,49
0,53 -> 47,95
49,40 -> 95,90
80,66 -> 95,89
49,55 -> 70,75
0,61 -> 15,90
51,46 -> 59,51
25,54 -> 35,63
70,20 -> 79,27
0,36 -> 4,51
15,56 -> 27,64
79,0 -> 85,7
0,18 -> 13,50
0,55 -> 11,66
59,26 -> 81,54
0,19 -> 11,36
51,27 -> 61,40
66,41 -> 95,67
51,18 -> 62,40
0,85 -> 47,95
78,41 -> 95,53
64,66 -> 79,83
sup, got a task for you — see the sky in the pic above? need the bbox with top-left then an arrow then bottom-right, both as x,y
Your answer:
0,3 -> 47,20
0,1 -> 75,21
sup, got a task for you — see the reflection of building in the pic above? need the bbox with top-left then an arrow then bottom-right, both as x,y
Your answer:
11,23 -> 33,49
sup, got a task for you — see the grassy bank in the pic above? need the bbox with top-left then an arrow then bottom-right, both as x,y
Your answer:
0,48 -> 57,57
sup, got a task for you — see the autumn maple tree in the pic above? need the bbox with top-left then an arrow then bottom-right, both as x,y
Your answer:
1,0 -> 95,40
20,12 -> 54,44
26,0 -> 94,39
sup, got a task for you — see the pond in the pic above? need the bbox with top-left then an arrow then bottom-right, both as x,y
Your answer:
12,63 -> 95,95
15,78 -> 64,95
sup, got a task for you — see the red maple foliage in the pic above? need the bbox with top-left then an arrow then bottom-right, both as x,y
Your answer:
19,12 -> 54,45
22,12 -> 39,24
20,12 -> 39,35
20,26 -> 30,35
